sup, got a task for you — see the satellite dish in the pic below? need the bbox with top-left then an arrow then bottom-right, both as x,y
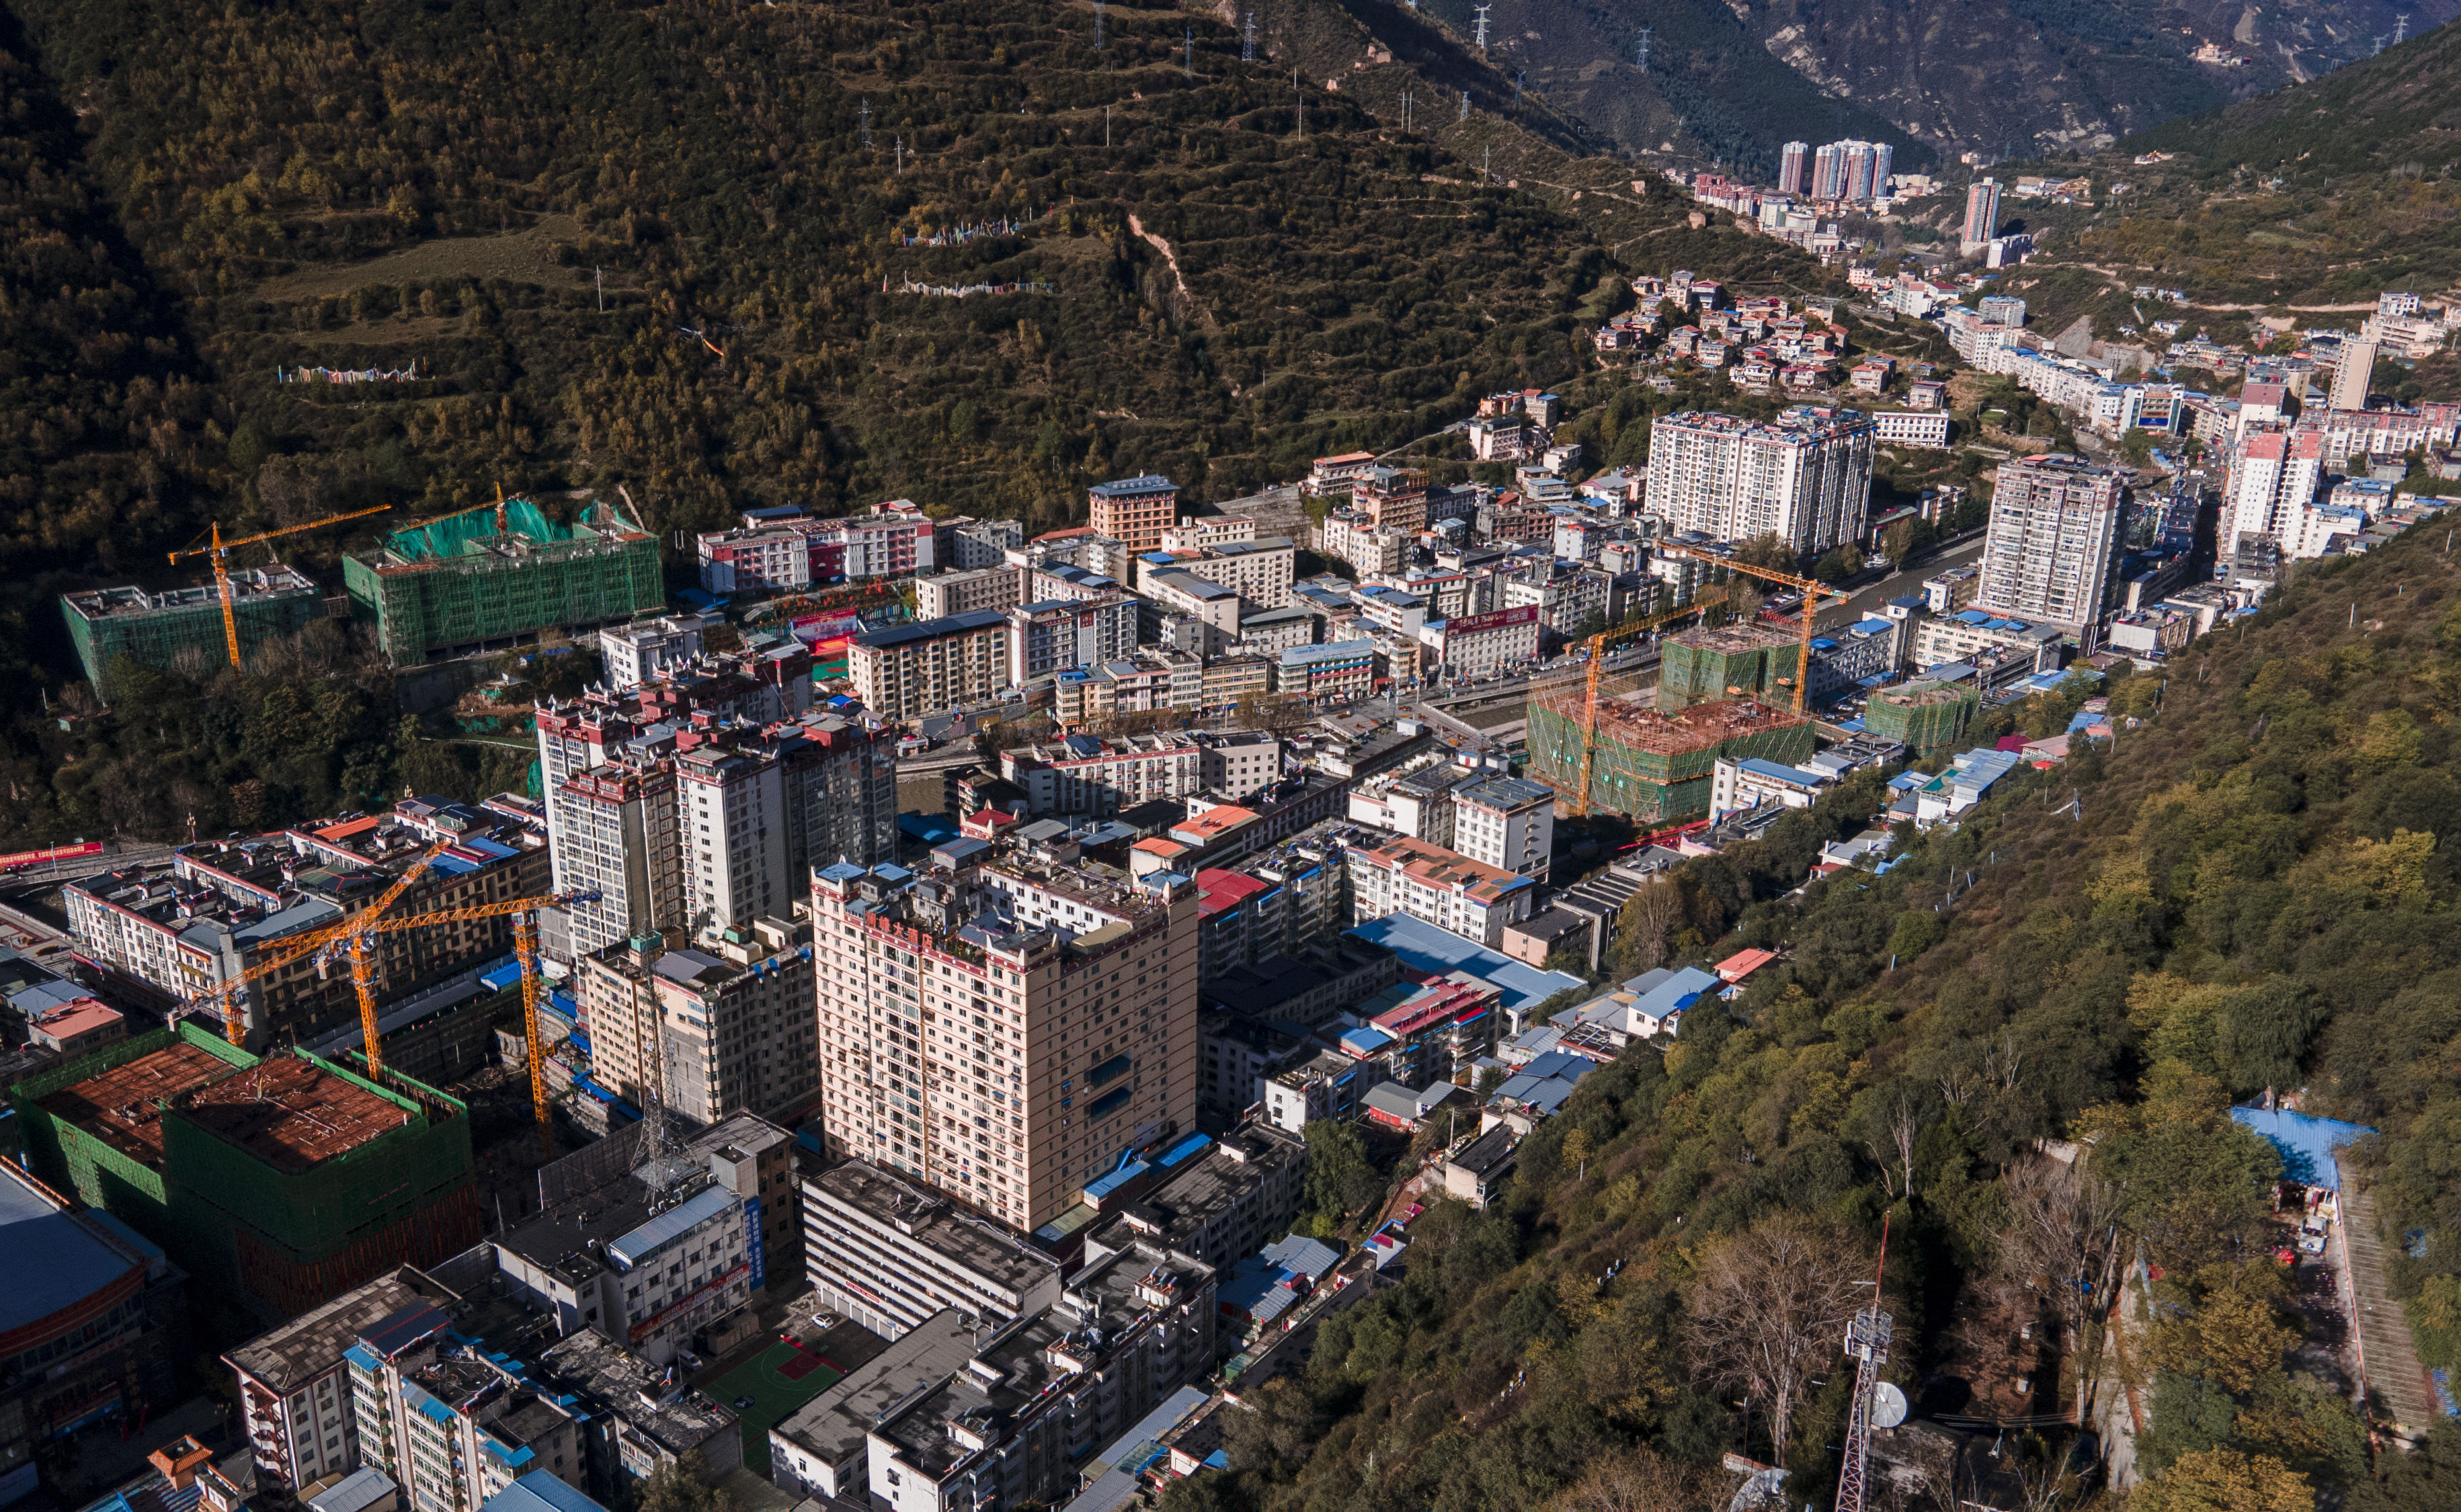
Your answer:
1871,1381 -> 1909,1429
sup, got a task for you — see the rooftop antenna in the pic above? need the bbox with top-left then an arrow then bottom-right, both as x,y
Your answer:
1243,11 -> 1256,61
1474,3 -> 1492,51
860,97 -> 872,149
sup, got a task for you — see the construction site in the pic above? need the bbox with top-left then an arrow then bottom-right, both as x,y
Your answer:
1655,622 -> 1802,710
1863,679 -> 1982,758
11,1020 -> 483,1320
62,569 -> 326,700
1529,691 -> 1815,824
344,496 -> 664,666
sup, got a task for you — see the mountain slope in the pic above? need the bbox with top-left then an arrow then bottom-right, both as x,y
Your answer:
1406,0 -> 2449,163
0,0 -> 1642,585
1162,483 -> 2461,1512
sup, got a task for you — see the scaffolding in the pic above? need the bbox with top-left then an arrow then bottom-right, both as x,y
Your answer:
344,497 -> 663,665
10,1019 -> 481,1320
63,569 -> 325,700
1530,690 -> 1814,823
1657,623 -> 1799,710
1863,679 -> 1980,756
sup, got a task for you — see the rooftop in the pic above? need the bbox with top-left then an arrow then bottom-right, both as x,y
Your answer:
42,1039 -> 245,1169
1344,915 -> 1585,1013
536,1328 -> 736,1458
1587,696 -> 1811,756
808,1162 -> 1061,1297
175,1055 -> 413,1173
0,1161 -> 155,1351
64,568 -> 318,622
1089,476 -> 1178,498
225,1267 -> 451,1391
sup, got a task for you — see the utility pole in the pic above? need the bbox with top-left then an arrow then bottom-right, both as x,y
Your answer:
593,266 -> 602,312
1402,89 -> 1412,132
1104,105 -> 1111,146
895,135 -> 905,174
1295,64 -> 1303,140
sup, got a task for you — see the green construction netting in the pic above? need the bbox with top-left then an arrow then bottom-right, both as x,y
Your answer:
386,499 -> 579,560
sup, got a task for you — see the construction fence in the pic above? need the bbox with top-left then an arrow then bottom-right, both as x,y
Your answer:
345,497 -> 665,665
1531,675 -> 1816,825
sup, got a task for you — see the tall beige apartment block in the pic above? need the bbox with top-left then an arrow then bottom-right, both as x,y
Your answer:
809,847 -> 1198,1230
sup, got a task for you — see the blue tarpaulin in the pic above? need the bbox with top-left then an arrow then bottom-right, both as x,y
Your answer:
2230,1107 -> 2376,1190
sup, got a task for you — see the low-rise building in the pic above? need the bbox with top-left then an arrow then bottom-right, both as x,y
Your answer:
1911,610 -> 2066,675
1451,775 -> 1555,880
1872,411 -> 1951,448
1277,640 -> 1376,704
598,615 -> 712,690
227,1268 -> 452,1499
1078,1125 -> 1305,1275
1424,604 -> 1541,677
1347,836 -> 1538,948
801,1161 -> 1063,1340
1137,538 -> 1296,610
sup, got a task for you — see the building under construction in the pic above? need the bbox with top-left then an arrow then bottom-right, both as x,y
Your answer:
63,569 -> 325,700
9,1020 -> 481,1320
1863,679 -> 1980,757
1529,691 -> 1815,823
1656,622 -> 1800,710
344,497 -> 663,666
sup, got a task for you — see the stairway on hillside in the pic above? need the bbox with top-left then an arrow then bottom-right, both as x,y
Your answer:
2336,1158 -> 2444,1441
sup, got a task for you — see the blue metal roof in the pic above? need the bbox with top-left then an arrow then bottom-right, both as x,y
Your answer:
483,1473 -> 614,1512
1344,914 -> 1586,1013
2230,1107 -> 2375,1191
608,1184 -> 736,1269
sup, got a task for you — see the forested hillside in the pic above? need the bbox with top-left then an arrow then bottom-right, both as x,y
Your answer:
1172,523 -> 2461,1512
0,0 -> 1659,593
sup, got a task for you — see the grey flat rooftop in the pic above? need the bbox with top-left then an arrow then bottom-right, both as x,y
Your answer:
809,1162 -> 1061,1295
225,1266 -> 450,1392
770,1308 -> 979,1466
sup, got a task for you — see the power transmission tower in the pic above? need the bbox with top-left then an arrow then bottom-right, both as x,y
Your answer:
1105,104 -> 1112,146
860,97 -> 872,148
1402,89 -> 1412,132
2396,11 -> 2411,43
1514,69 -> 1525,106
1636,28 -> 1652,68
1482,145 -> 1491,182
1295,64 -> 1303,140
1094,0 -> 1105,49
1185,24 -> 1194,75
1244,11 -> 1256,60
1474,3 -> 1492,51
1833,1214 -> 1896,1512
895,135 -> 905,174
1459,89 -> 1470,122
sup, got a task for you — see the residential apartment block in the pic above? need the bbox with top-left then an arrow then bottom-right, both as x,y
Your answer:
799,1161 -> 1062,1339
1086,476 -> 1180,551
2222,430 -> 2327,545
1973,455 -> 2127,640
575,921 -> 819,1126
1346,835 -> 1539,948
1007,594 -> 1140,685
1453,776 -> 1556,880
914,565 -> 1025,620
1134,536 -> 1297,610
696,502 -> 936,593
848,611 -> 1013,720
998,731 -> 1280,817
1644,407 -> 1873,554
808,845 -> 1199,1230
227,1267 -> 451,1499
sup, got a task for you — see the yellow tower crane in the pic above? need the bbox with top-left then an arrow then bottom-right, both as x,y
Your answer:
167,506 -> 394,670
327,888 -> 601,1159
1556,590 -> 1729,818
185,840 -> 449,1048
1654,542 -> 1852,715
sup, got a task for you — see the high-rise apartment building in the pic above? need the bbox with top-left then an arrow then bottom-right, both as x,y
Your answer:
2222,430 -> 2327,545
1643,406 -> 1875,554
1812,142 -> 1845,200
537,655 -> 893,959
2330,337 -> 2379,412
576,922 -> 818,1124
1086,475 -> 1180,551
226,1268 -> 450,1499
847,611 -> 1012,720
1778,140 -> 1809,196
808,847 -> 1199,1230
1973,456 -> 2128,641
1962,178 -> 2001,250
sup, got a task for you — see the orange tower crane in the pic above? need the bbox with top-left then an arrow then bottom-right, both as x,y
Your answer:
1654,542 -> 1852,715
325,888 -> 601,1159
1557,590 -> 1728,818
186,840 -> 449,1047
166,506 -> 394,670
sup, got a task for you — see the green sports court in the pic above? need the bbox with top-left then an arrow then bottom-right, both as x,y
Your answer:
705,1338 -> 844,1472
